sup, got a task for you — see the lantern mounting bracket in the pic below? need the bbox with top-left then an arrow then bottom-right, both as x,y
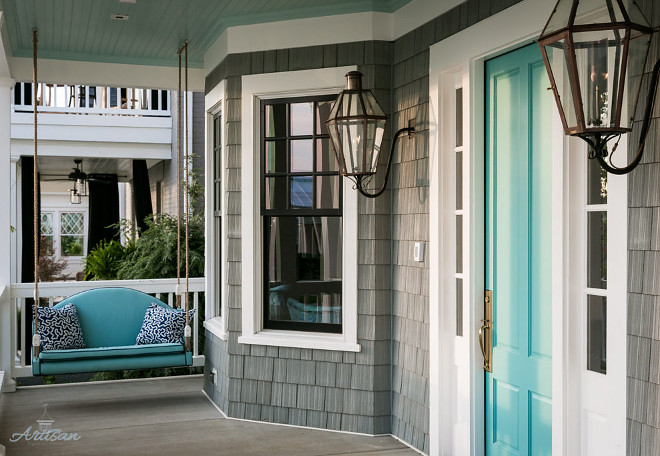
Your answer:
355,118 -> 416,198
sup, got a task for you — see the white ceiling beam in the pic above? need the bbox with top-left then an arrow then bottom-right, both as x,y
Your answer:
8,57 -> 205,91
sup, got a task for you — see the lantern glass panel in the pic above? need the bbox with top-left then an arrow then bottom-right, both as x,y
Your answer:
363,91 -> 386,116
573,30 -> 624,129
627,29 -> 652,124
327,123 -> 345,174
542,0 -> 574,36
342,120 -> 366,174
544,39 -> 579,130
573,0 -> 624,26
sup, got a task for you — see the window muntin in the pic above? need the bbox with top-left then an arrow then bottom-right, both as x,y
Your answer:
455,86 -> 464,337
213,112 -> 222,318
586,157 -> 607,373
261,95 -> 342,333
60,212 -> 84,257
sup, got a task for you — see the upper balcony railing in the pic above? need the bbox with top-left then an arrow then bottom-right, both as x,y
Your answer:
12,82 -> 171,117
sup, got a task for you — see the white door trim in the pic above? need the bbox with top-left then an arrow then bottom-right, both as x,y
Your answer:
429,1 -> 563,455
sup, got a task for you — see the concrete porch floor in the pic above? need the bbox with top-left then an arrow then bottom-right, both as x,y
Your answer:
0,375 -> 418,456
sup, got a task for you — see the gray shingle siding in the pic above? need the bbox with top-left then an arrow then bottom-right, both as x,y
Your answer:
202,1 -> 526,454
628,2 -> 660,454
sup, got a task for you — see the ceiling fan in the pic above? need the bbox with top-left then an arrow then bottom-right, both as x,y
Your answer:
40,159 -> 121,204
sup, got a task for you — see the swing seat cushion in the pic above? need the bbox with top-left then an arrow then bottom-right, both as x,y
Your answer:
39,343 -> 184,361
32,288 -> 193,376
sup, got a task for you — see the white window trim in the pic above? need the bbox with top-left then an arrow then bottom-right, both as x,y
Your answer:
239,66 -> 360,352
204,80 -> 227,341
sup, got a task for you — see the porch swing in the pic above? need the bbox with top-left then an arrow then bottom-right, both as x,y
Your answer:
30,31 -> 196,376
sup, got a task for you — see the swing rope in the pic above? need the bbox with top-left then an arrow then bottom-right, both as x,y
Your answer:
32,29 -> 40,359
30,31 -> 194,358
177,41 -> 191,350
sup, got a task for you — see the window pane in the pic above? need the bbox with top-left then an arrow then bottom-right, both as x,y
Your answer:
587,157 -> 607,204
290,176 -> 313,208
316,100 -> 333,135
587,211 -> 607,289
291,139 -> 313,172
315,176 -> 340,209
265,104 -> 287,138
61,213 -> 84,234
316,138 -> 338,172
587,295 -> 607,374
456,151 -> 463,210
290,102 -> 313,136
456,215 -> 463,273
265,177 -> 287,209
41,213 -> 53,235
456,87 -> 463,147
265,216 -> 342,327
41,235 -> 54,256
265,140 -> 287,173
456,278 -> 463,337
61,235 -> 84,256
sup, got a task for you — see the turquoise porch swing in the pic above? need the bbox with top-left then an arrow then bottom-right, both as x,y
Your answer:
30,31 -> 195,376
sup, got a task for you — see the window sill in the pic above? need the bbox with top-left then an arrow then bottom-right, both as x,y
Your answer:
238,330 -> 360,352
203,317 -> 227,341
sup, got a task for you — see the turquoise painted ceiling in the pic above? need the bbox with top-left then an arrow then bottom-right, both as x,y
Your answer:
2,0 -> 412,68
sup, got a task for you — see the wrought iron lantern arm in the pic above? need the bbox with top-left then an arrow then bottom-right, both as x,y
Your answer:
355,123 -> 415,198
590,58 -> 660,175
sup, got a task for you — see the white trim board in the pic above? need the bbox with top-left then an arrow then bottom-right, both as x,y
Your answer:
203,0 -> 462,75
237,66 -> 360,352
204,79 -> 227,341
428,0 -> 626,455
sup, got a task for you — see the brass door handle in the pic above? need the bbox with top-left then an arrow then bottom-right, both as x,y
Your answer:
480,290 -> 493,372
478,321 -> 488,359
479,320 -> 492,372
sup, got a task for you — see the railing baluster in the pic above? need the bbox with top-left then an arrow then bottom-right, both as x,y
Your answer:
168,292 -> 173,308
20,298 -> 26,368
48,297 -> 54,308
193,292 -> 199,357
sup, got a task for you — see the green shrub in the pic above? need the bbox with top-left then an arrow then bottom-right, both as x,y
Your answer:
84,239 -> 134,280
117,213 -> 204,280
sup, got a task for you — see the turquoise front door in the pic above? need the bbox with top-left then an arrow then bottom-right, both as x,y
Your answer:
485,43 -> 553,456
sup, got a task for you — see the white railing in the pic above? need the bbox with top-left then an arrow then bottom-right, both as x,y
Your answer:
12,82 -> 171,117
9,278 -> 205,378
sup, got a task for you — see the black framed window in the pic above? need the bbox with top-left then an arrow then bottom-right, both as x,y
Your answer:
213,112 -> 222,318
261,95 -> 342,333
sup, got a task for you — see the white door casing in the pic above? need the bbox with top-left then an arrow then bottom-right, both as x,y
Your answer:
428,0 -> 627,455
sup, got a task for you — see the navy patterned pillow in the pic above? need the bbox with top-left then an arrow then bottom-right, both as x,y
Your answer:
37,303 -> 86,351
135,302 -> 196,345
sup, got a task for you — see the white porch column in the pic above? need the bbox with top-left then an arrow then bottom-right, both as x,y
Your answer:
0,80 -> 16,392
0,9 -> 17,392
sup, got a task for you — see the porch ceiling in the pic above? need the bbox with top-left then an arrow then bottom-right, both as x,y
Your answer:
1,0 -> 410,69
38,156 -> 137,182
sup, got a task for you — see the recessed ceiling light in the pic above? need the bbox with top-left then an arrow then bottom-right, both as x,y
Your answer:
111,14 -> 129,21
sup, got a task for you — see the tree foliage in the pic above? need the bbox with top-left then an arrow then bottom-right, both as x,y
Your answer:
83,213 -> 204,281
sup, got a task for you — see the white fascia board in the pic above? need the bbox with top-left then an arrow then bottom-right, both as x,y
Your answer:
203,0 -> 464,76
10,139 -> 171,161
392,0 -> 462,38
205,11 -> 391,75
8,57 -> 205,91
